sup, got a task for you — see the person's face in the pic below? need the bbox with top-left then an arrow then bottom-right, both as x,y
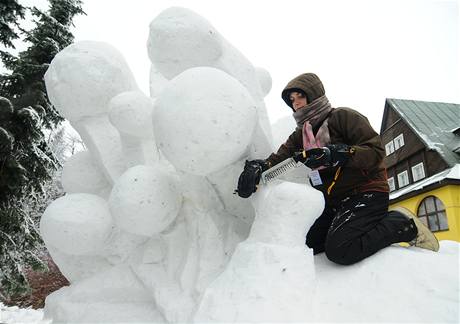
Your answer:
289,92 -> 307,111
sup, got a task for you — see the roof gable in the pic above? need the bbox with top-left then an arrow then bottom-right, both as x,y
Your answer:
381,98 -> 460,167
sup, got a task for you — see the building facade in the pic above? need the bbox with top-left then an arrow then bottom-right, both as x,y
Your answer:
380,99 -> 460,242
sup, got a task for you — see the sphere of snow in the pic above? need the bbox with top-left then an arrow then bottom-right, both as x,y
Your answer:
40,194 -> 113,255
153,67 -> 258,175
109,91 -> 155,138
109,165 -> 182,237
255,67 -> 272,96
250,182 -> 324,247
61,151 -> 110,195
44,41 -> 138,122
147,7 -> 223,79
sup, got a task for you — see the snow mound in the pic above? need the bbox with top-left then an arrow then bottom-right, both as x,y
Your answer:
310,241 -> 459,323
0,303 -> 48,324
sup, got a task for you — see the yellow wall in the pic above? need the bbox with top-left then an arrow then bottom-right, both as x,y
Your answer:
390,185 -> 460,242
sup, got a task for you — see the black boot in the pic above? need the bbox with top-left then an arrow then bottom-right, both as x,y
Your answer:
386,210 -> 418,242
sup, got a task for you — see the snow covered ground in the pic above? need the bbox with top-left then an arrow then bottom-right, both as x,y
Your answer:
0,303 -> 48,324
2,238 -> 459,323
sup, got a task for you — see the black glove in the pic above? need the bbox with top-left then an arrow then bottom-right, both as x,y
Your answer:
236,159 -> 270,198
292,150 -> 308,163
303,144 -> 355,169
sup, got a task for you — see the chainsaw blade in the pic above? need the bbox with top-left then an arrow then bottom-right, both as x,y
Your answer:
260,157 -> 300,184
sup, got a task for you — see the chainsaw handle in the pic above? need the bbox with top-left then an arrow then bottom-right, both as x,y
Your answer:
292,150 -> 307,163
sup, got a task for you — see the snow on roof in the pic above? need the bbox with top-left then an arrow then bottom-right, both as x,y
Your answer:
386,99 -> 460,167
390,164 -> 460,200
451,126 -> 460,133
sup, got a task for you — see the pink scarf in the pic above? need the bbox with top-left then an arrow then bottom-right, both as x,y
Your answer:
302,120 -> 331,170
302,120 -> 330,150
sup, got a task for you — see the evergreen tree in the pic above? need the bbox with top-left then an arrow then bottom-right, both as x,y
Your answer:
0,0 -> 26,49
1,0 -> 85,128
0,0 -> 85,298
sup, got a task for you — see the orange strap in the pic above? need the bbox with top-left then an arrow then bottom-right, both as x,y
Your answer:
327,166 -> 342,195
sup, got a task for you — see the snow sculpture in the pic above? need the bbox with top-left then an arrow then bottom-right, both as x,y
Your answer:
195,182 -> 324,322
41,6 -> 277,322
45,41 -> 137,183
109,165 -> 181,236
40,6 -> 459,323
153,67 -> 258,175
108,91 -> 159,168
61,151 -> 111,198
148,7 -> 273,160
41,194 -> 113,256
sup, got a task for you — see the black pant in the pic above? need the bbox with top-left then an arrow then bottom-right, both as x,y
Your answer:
306,191 -> 415,265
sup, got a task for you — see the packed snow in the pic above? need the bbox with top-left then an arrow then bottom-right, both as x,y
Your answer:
2,241 -> 459,323
0,303 -> 48,324
9,6 -> 455,323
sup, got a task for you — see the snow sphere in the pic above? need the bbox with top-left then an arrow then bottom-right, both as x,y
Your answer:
45,41 -> 138,122
255,67 -> 272,96
148,7 -> 223,79
250,183 -> 324,247
109,165 -> 182,237
61,151 -> 110,195
153,67 -> 258,175
109,91 -> 155,138
40,194 -> 113,256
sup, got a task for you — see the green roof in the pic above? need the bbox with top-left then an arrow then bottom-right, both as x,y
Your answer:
384,98 -> 460,167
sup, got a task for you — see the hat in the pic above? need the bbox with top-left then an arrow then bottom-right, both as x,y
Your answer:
281,73 -> 325,110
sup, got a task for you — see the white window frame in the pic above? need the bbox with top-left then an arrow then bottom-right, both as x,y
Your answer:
397,170 -> 409,188
388,177 -> 395,191
394,133 -> 405,150
412,162 -> 426,182
385,141 -> 395,156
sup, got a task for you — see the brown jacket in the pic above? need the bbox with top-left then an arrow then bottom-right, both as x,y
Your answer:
267,107 -> 389,202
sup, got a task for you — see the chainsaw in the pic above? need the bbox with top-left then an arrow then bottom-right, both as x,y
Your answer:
260,150 -> 308,184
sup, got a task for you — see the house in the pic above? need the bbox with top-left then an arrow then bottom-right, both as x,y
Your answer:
380,98 -> 460,242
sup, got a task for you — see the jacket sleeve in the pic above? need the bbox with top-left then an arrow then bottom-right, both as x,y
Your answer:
329,108 -> 385,170
266,128 -> 303,167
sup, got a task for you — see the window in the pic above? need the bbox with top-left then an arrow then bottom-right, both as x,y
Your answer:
385,141 -> 395,156
384,133 -> 404,156
397,170 -> 409,188
394,134 -> 405,150
411,162 -> 425,182
417,196 -> 448,232
388,177 -> 395,191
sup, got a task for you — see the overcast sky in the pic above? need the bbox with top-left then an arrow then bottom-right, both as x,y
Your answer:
17,0 -> 460,131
